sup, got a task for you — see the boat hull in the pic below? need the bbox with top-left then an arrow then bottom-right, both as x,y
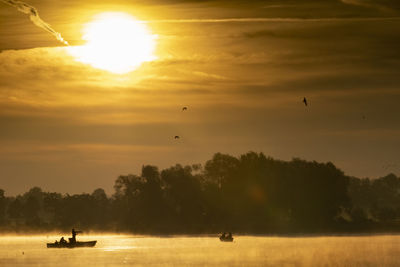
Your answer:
47,241 -> 97,248
220,237 -> 234,242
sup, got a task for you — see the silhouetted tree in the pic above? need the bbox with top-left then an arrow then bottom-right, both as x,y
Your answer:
91,188 -> 111,228
140,165 -> 166,230
1,152 -> 399,234
7,197 -> 23,227
203,153 -> 239,230
113,174 -> 147,230
161,164 -> 205,232
370,174 -> 400,222
43,192 -> 63,228
0,189 -> 6,225
348,177 -> 372,224
22,187 -> 44,227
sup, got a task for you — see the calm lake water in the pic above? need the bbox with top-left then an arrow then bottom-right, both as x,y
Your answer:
1,234 -> 400,266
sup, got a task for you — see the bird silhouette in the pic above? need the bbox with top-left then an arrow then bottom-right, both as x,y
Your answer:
182,106 -> 188,111
303,97 -> 308,106
174,136 -> 180,139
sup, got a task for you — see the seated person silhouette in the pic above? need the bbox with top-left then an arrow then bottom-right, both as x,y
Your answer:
220,232 -> 226,239
60,237 -> 67,244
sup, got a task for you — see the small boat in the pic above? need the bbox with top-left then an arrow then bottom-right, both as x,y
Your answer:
47,240 -> 97,248
219,233 -> 234,242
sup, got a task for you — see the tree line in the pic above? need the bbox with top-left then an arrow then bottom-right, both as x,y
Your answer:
0,152 -> 399,234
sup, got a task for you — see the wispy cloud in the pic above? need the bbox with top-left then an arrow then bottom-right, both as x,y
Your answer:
0,0 -> 69,45
0,13 -> 399,193
147,17 -> 400,23
340,0 -> 393,12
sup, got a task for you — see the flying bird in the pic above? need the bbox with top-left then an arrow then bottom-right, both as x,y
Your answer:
303,97 -> 308,106
182,106 -> 188,111
174,136 -> 180,139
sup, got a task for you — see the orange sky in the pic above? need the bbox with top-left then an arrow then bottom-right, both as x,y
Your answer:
1,0 -> 400,195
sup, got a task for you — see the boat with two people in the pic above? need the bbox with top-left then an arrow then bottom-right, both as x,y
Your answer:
219,232 -> 234,242
47,228 -> 97,248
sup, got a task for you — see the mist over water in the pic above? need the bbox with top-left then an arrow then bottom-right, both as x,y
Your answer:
1,235 -> 400,266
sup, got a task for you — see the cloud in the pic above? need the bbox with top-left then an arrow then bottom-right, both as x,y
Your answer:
148,17 -> 398,24
0,0 -> 69,45
340,0 -> 393,11
0,14 -> 399,194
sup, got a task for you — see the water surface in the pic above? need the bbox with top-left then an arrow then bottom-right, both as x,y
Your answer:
1,234 -> 400,266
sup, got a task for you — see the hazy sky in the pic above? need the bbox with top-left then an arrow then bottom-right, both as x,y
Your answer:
1,0 -> 400,195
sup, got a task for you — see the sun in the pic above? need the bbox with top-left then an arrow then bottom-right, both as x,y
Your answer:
68,12 -> 157,74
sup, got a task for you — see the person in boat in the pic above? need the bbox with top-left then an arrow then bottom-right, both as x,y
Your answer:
60,237 -> 67,244
220,232 -> 226,239
227,232 -> 232,239
70,228 -> 82,243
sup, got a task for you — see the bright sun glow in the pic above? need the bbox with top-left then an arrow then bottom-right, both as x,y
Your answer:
68,12 -> 157,74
